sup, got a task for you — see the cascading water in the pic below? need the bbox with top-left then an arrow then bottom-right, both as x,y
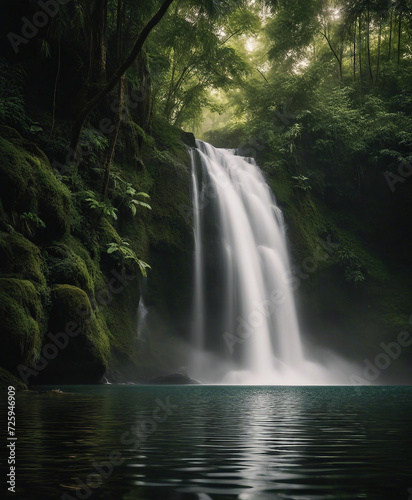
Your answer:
189,140 -> 352,385
137,296 -> 148,341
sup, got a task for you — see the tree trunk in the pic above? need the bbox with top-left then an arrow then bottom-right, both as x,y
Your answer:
353,20 -> 356,81
102,0 -> 125,198
102,79 -> 123,198
375,19 -> 382,85
388,9 -> 393,60
367,3 -> 374,83
320,31 -> 342,85
49,37 -> 61,138
70,0 -> 175,163
398,9 -> 403,64
92,0 -> 108,84
358,15 -> 362,85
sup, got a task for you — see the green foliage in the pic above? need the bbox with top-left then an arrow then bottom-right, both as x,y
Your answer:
19,212 -> 46,237
337,247 -> 366,284
0,278 -> 44,371
48,284 -> 110,377
0,367 -> 28,391
0,131 -> 71,239
149,2 -> 256,127
111,172 -> 152,216
292,175 -> 312,191
85,192 -> 118,220
107,241 -> 151,277
0,232 -> 45,285
44,243 -> 95,297
0,58 -> 33,134
127,188 -> 151,216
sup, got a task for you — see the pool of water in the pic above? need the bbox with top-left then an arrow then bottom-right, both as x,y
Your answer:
1,385 -> 411,499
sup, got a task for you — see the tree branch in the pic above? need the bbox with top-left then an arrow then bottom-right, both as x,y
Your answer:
70,0 -> 175,160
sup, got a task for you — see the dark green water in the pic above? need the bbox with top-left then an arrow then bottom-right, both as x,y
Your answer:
1,385 -> 412,499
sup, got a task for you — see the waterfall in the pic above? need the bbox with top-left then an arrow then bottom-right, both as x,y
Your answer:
190,140 -> 309,384
190,148 -> 205,350
137,296 -> 148,341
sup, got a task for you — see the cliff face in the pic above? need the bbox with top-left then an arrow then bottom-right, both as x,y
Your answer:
0,122 -> 194,388
0,125 -> 198,387
0,24 -> 195,387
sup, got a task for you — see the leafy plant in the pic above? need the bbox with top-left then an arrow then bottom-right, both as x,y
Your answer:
85,192 -> 118,220
292,175 -> 312,191
111,171 -> 151,216
124,184 -> 151,216
19,212 -> 46,237
337,247 -> 366,285
0,58 -> 34,134
107,241 -> 151,277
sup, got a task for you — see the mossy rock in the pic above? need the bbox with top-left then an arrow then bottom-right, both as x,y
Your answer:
0,367 -> 28,391
0,231 -> 45,284
0,128 -> 71,239
102,276 -> 141,356
181,131 -> 196,148
97,218 -> 122,248
43,242 -> 95,297
34,285 -> 110,384
0,278 -> 43,373
62,234 -> 107,291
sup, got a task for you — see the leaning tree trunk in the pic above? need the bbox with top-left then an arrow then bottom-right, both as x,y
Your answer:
70,0 -> 175,165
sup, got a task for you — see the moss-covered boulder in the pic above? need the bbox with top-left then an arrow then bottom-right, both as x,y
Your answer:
0,278 -> 44,373
34,285 -> 110,384
0,127 -> 71,239
44,242 -> 95,297
0,231 -> 45,284
0,367 -> 28,391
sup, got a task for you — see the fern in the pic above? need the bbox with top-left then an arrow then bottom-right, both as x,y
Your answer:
111,172 -> 152,216
292,175 -> 312,191
85,192 -> 118,220
107,241 -> 151,277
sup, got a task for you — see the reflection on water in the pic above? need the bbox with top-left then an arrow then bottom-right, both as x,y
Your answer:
0,386 -> 411,499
